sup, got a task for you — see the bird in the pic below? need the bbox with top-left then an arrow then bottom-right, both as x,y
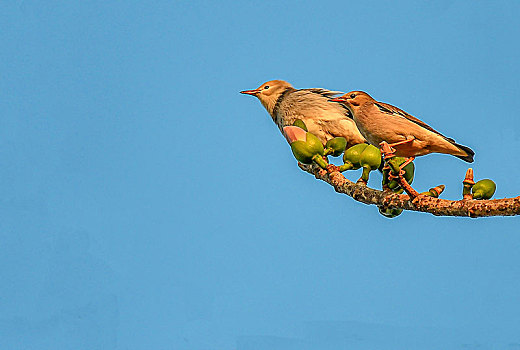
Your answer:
330,91 -> 475,163
240,80 -> 366,148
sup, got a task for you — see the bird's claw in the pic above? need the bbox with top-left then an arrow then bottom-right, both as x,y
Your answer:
379,141 -> 396,160
398,157 -> 415,170
387,169 -> 405,181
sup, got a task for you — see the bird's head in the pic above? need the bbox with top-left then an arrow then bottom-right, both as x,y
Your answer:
330,91 -> 373,109
240,80 -> 294,115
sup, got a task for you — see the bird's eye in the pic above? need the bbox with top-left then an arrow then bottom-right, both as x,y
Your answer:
264,86 -> 270,89
350,93 -> 356,98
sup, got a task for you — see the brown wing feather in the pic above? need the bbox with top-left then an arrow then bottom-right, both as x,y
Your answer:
301,88 -> 343,99
374,102 -> 456,143
299,88 -> 353,116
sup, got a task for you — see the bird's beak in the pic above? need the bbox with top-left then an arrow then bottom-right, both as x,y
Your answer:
240,89 -> 261,95
329,96 -> 348,103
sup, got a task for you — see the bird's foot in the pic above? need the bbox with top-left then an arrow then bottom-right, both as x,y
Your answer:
385,157 -> 414,182
380,139 -> 416,160
386,166 -> 419,198
379,141 -> 396,160
398,157 -> 415,171
386,168 -> 405,181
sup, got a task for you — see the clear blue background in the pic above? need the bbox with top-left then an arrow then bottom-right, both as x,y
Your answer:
1,1 -> 520,349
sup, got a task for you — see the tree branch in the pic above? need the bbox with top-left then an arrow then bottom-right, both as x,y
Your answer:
299,163 -> 520,218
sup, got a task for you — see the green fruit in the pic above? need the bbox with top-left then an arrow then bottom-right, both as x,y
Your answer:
402,161 -> 415,183
358,145 -> 382,183
472,179 -> 496,200
305,132 -> 325,156
289,132 -> 324,164
343,144 -> 368,169
325,137 -> 347,157
378,206 -> 403,218
293,119 -> 308,131
387,179 -> 400,190
359,145 -> 382,170
388,162 -> 415,189
290,141 -> 314,164
387,157 -> 414,182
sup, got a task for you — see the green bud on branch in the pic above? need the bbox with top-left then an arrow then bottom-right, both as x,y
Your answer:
378,206 -> 403,218
325,137 -> 347,157
472,179 -> 496,200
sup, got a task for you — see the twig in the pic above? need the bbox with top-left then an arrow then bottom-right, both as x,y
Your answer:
298,163 -> 520,218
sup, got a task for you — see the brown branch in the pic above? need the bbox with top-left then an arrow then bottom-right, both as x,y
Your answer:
299,163 -> 520,218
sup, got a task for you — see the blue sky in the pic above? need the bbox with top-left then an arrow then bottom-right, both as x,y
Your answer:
1,1 -> 520,349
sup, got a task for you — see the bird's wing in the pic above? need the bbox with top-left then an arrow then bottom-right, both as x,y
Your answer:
296,89 -> 352,116
374,102 -> 456,143
301,88 -> 343,99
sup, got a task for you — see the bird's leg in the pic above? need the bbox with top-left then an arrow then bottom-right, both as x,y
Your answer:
387,138 -> 415,148
381,163 -> 391,191
385,156 -> 420,199
398,157 -> 415,171
380,138 -> 416,158
386,165 -> 420,198
380,140 -> 420,197
379,141 -> 396,160
394,156 -> 418,197
379,142 -> 395,190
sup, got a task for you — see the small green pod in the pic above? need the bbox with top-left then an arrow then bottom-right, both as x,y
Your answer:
289,132 -> 325,164
290,141 -> 314,164
293,119 -> 308,131
472,179 -> 496,200
325,137 -> 347,157
387,180 -> 400,190
359,145 -> 382,170
378,206 -> 403,218
304,132 -> 325,156
358,145 -> 382,183
343,144 -> 368,169
402,161 -> 415,184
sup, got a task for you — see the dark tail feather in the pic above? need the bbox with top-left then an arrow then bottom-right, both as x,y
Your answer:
454,143 -> 475,163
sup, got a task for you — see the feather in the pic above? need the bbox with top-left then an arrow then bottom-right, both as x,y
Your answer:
374,102 -> 456,143
302,88 -> 343,99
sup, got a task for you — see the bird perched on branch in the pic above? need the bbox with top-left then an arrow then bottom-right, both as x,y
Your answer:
330,91 -> 475,163
240,80 -> 366,148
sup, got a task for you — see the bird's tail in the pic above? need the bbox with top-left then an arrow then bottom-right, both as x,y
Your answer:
453,143 -> 475,163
